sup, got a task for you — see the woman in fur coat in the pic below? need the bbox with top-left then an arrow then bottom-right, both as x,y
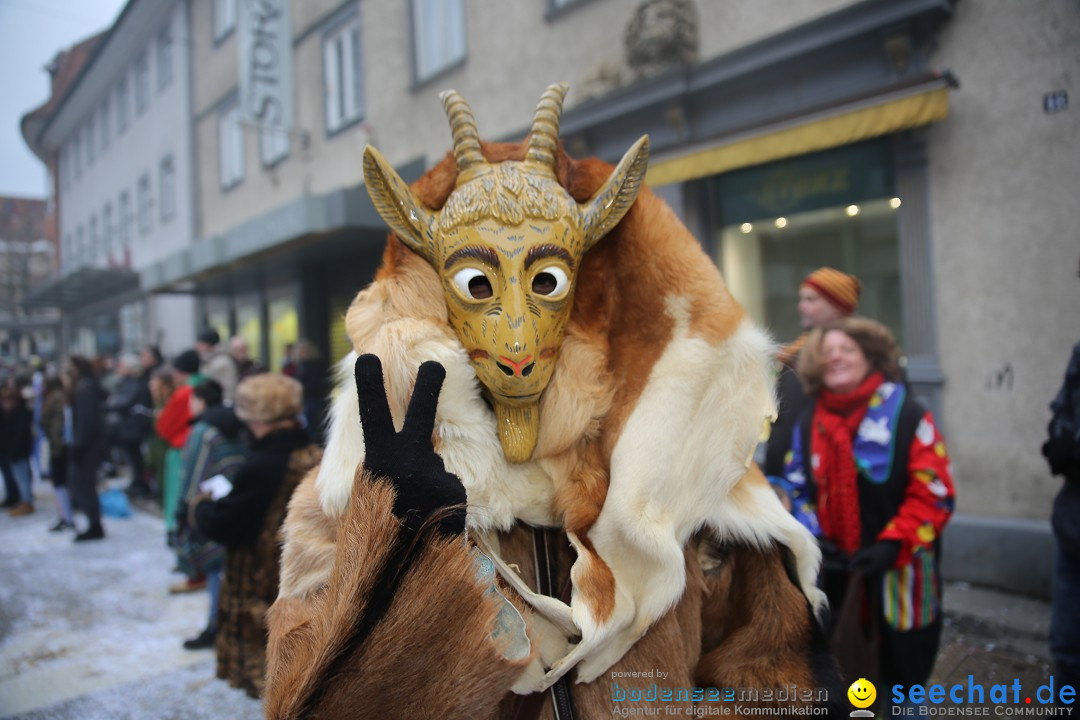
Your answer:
191,374 -> 321,698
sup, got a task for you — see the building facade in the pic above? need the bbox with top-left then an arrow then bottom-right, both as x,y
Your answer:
0,196 -> 58,361
23,0 -> 196,358
131,0 -> 1077,595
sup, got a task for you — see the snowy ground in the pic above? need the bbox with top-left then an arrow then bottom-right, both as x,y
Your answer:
0,482 -> 262,719
0,478 -> 1057,717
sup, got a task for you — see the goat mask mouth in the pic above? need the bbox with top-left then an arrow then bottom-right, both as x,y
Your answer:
362,83 -> 649,463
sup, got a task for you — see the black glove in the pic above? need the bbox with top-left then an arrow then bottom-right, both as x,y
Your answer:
818,538 -> 849,574
355,354 -> 466,538
849,540 -> 901,576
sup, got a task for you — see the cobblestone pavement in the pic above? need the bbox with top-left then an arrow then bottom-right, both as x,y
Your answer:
0,481 -> 1059,718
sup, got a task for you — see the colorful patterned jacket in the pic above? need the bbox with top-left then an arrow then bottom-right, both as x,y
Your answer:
775,381 -> 956,630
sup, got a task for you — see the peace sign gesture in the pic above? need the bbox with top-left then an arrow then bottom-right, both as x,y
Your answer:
354,354 -> 467,538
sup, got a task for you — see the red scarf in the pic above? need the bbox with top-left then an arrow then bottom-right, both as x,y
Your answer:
810,372 -> 885,555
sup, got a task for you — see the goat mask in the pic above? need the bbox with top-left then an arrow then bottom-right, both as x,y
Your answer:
362,83 -> 649,463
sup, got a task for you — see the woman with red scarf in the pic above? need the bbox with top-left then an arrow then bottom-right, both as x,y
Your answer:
779,316 -> 955,697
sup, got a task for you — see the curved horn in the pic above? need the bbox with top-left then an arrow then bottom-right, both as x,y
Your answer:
440,89 -> 485,173
525,82 -> 569,172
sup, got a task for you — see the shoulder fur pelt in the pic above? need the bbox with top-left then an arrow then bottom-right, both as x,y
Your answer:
310,140 -> 824,687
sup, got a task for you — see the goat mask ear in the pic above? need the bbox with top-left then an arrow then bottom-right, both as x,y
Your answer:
362,145 -> 437,264
580,135 -> 650,250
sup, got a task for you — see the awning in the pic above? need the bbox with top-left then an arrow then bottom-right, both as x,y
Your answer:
645,72 -> 955,187
22,267 -> 140,310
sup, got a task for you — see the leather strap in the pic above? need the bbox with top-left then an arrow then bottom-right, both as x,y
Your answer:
511,528 -> 576,720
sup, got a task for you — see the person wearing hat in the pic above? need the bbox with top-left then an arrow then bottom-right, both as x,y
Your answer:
157,350 -> 205,553
190,373 -> 322,698
197,329 -> 239,405
764,267 -> 862,479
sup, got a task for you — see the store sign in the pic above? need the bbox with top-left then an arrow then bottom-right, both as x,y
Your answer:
238,0 -> 293,160
715,140 -> 894,224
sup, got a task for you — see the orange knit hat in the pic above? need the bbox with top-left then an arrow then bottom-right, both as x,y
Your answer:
802,267 -> 861,315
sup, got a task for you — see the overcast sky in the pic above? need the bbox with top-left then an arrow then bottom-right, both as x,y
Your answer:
0,0 -> 128,198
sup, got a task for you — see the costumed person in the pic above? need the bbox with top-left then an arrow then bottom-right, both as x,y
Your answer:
190,374 -> 321,698
776,316 -> 955,709
1043,257 -> 1080,699
264,84 -> 842,718
175,378 -> 248,650
764,267 -> 861,479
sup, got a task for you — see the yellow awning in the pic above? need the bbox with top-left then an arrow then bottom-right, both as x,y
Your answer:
646,81 -> 950,187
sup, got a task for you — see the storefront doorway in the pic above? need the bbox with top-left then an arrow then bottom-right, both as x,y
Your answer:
711,138 -> 903,346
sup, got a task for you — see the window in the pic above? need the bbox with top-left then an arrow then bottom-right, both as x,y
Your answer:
159,155 -> 175,221
118,190 -> 131,254
411,0 -> 466,83
218,103 -> 244,189
60,145 -> 70,190
63,234 -> 72,273
135,51 -> 150,113
116,76 -> 129,132
89,214 -> 99,265
214,0 -> 237,42
100,98 -> 110,151
75,225 -> 84,268
137,173 -> 152,235
547,0 -> 592,13
85,118 -> 94,166
323,19 -> 364,133
712,139 -> 904,344
103,203 -> 113,263
157,24 -> 173,90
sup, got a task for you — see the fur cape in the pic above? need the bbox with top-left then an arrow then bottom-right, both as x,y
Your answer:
265,141 -> 838,718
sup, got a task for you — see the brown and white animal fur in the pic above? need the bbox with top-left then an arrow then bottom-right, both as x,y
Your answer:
310,141 -> 823,688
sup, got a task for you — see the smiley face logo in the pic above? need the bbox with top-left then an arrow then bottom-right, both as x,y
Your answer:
847,678 -> 876,709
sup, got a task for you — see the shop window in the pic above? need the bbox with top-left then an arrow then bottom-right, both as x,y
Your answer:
235,294 -> 264,365
204,295 -> 231,346
712,139 -> 903,346
410,0 -> 466,84
269,292 -> 299,373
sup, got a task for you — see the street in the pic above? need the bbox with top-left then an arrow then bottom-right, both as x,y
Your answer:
0,481 -> 262,719
0,479 -> 1058,718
